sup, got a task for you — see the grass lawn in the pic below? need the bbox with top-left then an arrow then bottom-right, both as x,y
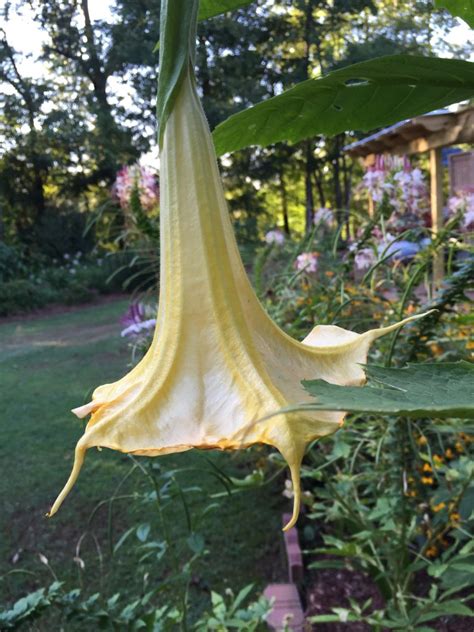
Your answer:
0,299 -> 285,626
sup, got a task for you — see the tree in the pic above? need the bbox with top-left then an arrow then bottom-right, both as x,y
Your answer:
0,28 -> 49,242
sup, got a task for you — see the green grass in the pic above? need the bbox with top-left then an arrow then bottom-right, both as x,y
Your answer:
0,299 -> 285,626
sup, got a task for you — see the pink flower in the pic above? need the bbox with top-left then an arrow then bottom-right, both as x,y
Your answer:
113,165 -> 159,211
295,252 -> 318,273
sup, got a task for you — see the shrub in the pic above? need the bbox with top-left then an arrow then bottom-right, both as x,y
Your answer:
0,279 -> 57,316
0,242 -> 27,282
34,210 -> 95,260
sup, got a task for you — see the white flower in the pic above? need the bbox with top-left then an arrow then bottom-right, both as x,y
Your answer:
265,229 -> 285,245
121,318 -> 157,338
313,207 -> 334,227
354,248 -> 376,271
464,207 -> 474,230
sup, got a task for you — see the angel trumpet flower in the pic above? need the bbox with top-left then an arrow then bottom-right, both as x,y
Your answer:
49,2 -> 425,530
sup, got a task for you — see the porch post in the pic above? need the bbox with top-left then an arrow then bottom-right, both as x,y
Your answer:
430,147 -> 444,286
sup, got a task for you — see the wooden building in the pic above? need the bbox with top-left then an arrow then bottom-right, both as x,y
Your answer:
345,106 -> 474,283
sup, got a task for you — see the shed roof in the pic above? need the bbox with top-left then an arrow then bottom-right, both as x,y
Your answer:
344,105 -> 474,158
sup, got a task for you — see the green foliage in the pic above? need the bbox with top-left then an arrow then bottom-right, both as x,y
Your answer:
34,210 -> 95,260
0,580 -> 270,631
303,421 -> 474,631
0,255 -> 142,316
213,55 -> 474,154
0,243 -> 26,282
198,0 -> 256,21
195,585 -> 270,630
0,279 -> 57,316
252,212 -> 473,628
435,0 -> 474,27
302,362 -> 474,419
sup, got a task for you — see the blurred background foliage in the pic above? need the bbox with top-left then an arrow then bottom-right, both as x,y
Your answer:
0,0 -> 468,256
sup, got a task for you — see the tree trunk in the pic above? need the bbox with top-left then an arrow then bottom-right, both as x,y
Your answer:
305,141 -> 315,234
279,168 -> 290,235
313,163 -> 326,209
332,136 -> 344,226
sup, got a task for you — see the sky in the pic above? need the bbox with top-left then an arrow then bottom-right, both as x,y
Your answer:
2,1 -> 116,77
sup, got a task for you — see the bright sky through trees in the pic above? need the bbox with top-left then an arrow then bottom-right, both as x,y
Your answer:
2,0 -> 473,80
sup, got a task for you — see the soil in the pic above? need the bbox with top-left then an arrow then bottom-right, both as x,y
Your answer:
305,565 -> 384,632
304,562 -> 474,632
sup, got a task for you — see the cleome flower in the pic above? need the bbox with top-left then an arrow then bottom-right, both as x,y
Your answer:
49,1 -> 427,530
295,252 -> 319,274
265,229 -> 285,245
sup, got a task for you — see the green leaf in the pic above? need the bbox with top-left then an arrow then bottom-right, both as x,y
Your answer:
198,0 -> 255,20
186,532 -> 205,554
156,0 -> 199,145
213,55 -> 474,154
434,0 -> 474,27
301,362 -> 474,419
136,523 -> 151,542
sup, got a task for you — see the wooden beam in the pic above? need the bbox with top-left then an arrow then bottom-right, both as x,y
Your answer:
345,108 -> 474,158
430,147 -> 444,286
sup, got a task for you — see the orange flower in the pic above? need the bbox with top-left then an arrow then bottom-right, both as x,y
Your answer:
421,476 -> 434,485
432,502 -> 446,513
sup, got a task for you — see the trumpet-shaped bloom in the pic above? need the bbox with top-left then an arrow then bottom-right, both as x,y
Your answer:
49,68 -> 425,530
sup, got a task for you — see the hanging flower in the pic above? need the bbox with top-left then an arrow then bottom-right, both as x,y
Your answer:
49,1 -> 427,530
265,229 -> 285,245
295,252 -> 319,274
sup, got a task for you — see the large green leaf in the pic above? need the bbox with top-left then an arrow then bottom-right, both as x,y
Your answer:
199,0 -> 255,20
213,55 -> 474,155
300,362 -> 474,419
434,0 -> 474,27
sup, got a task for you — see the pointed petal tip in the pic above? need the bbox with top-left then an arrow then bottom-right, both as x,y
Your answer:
282,510 -> 298,532
281,457 -> 303,532
71,402 -> 95,419
49,442 -> 87,517
368,309 -> 435,341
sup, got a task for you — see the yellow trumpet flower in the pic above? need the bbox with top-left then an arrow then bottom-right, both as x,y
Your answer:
49,29 -> 425,531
